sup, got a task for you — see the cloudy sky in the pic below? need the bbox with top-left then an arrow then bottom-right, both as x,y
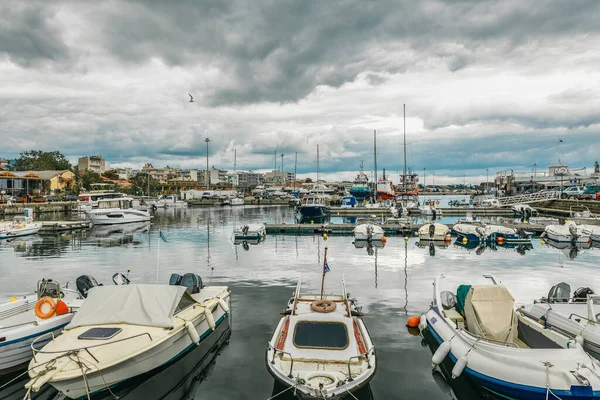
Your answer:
1,0 -> 600,184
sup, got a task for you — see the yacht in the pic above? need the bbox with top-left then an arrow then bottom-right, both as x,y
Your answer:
85,197 -> 151,225
77,183 -> 126,211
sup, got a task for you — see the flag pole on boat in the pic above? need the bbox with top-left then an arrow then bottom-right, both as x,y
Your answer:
157,228 -> 168,282
321,246 -> 329,299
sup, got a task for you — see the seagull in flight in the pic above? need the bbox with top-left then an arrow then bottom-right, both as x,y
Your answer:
188,93 -> 194,103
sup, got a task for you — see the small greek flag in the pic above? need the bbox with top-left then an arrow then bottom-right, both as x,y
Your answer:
159,231 -> 168,243
324,261 -> 330,274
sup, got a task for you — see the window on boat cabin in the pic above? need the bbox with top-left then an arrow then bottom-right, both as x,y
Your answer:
293,321 -> 349,350
99,200 -> 121,209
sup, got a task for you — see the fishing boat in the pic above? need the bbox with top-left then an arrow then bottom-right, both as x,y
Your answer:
420,274 -> 600,399
0,278 -> 85,374
348,162 -> 371,201
26,275 -> 231,399
353,223 -> 384,242
85,197 -> 151,225
376,170 -> 395,201
543,221 -> 591,243
233,223 -> 266,240
418,222 -> 450,241
518,282 -> 600,360
266,250 -> 376,399
0,210 -> 42,239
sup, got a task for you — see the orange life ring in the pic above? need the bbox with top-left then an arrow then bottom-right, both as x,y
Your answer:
436,200 -> 440,205
35,297 -> 56,319
310,299 -> 337,313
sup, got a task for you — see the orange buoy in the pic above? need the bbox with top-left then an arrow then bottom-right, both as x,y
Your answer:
406,315 -> 421,328
382,236 -> 387,244
436,200 -> 440,205
497,237 -> 504,244
35,297 -> 56,319
55,300 -> 69,316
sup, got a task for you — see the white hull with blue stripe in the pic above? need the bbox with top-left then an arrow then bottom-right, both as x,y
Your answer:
453,223 -> 531,243
26,284 -> 231,399
0,284 -> 83,374
422,274 -> 600,400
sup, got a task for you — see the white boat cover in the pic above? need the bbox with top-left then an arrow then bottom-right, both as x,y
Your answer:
66,285 -> 190,329
464,285 -> 516,342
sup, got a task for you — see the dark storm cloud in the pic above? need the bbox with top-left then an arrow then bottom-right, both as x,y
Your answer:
0,2 -> 71,67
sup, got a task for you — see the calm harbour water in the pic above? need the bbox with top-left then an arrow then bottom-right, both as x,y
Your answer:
1,201 -> 600,400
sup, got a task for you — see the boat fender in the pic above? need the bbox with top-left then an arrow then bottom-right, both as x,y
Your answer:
419,314 -> 427,330
575,334 -> 584,347
406,315 -> 420,328
217,297 -> 229,313
205,308 -> 216,331
432,341 -> 451,366
186,321 -> 201,345
35,297 -> 56,319
55,300 -> 69,316
451,356 -> 468,379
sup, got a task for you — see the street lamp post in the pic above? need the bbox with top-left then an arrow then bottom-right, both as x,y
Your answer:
423,167 -> 426,191
205,137 -> 210,190
281,154 -> 285,184
486,168 -> 489,193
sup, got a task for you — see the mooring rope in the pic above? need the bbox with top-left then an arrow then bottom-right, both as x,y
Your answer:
543,362 -> 563,400
266,384 -> 297,399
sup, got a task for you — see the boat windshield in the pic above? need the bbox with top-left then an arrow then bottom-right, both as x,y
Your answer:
293,321 -> 348,349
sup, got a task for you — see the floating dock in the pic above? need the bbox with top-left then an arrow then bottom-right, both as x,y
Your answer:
265,222 -> 546,236
39,220 -> 92,234
329,207 -> 515,216
0,201 -> 80,217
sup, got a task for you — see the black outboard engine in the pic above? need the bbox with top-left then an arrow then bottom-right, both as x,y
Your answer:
516,228 -> 529,239
241,225 -> 249,236
573,287 -> 594,302
429,242 -> 435,256
547,282 -> 570,303
429,223 -> 436,238
76,275 -> 101,298
169,273 -> 203,294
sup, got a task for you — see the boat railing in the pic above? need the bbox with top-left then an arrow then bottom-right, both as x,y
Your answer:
459,328 -> 520,348
267,342 -> 294,378
568,313 -> 598,325
31,331 -> 153,363
347,346 -> 375,381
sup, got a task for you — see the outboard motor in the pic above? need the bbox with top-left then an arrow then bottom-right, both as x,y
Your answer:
76,275 -> 101,298
429,242 -> 436,256
569,224 -> 579,244
169,273 -> 203,294
547,282 -> 571,303
429,223 -> 436,238
241,225 -> 249,236
573,287 -> 594,303
169,273 -> 183,286
516,228 -> 529,239
366,225 -> 374,242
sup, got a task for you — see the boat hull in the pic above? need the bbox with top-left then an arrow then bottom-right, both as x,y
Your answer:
299,205 -> 330,218
0,224 -> 42,240
46,304 -> 230,399
425,307 -> 600,400
86,209 -> 151,225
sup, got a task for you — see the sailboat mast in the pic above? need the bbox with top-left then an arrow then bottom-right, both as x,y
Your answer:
294,152 -> 297,194
403,104 -> 407,192
373,130 -> 377,200
233,149 -> 237,189
316,145 -> 320,183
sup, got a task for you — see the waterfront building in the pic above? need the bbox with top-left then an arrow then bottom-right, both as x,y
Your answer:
264,170 -> 294,186
78,155 -> 107,174
0,170 -> 74,197
236,170 -> 264,188
495,163 -> 600,194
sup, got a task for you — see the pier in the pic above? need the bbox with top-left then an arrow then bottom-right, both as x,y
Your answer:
0,201 -> 79,217
329,207 -> 515,216
39,220 -> 92,234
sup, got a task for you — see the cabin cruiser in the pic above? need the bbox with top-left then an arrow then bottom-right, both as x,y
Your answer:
156,195 -> 188,208
543,221 -> 591,243
420,274 -> 600,399
519,282 -> 600,360
77,183 -> 127,211
233,223 -> 266,241
0,210 -> 42,239
84,197 -> 151,225
266,278 -> 376,399
418,222 -> 450,241
26,274 -> 230,399
353,223 -> 384,242
298,194 -> 330,219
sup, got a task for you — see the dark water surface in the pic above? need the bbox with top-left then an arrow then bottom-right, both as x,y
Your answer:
1,205 -> 599,400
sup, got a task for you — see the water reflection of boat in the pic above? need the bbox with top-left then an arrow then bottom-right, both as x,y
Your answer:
416,240 -> 448,257
353,240 -> 385,250
543,238 -> 591,259
297,216 -> 330,224
233,237 -> 264,250
454,239 -> 533,256
86,222 -> 150,246
0,236 -> 44,252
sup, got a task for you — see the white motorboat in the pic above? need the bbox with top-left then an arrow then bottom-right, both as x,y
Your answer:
85,197 -> 151,225
421,274 -> 600,399
453,223 -> 530,243
528,216 -> 560,226
353,223 -> 384,241
0,278 -> 84,373
77,183 -> 127,211
0,210 -> 42,240
569,206 -> 600,226
230,197 -> 244,206
582,225 -> 600,242
26,274 -> 231,399
233,223 -> 266,240
419,199 -> 439,215
386,216 -> 412,226
156,195 -> 188,208
543,221 -> 591,243
511,204 -> 537,215
518,282 -> 600,359
418,222 -> 450,241
252,185 -> 266,195
266,277 -> 376,399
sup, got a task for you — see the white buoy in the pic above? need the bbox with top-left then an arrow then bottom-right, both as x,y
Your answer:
217,297 -> 229,312
575,334 -> 584,346
419,314 -> 427,330
205,308 -> 216,331
186,321 -> 200,345
452,355 -> 468,379
432,341 -> 451,366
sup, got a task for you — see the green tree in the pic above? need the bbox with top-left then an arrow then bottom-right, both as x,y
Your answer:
71,166 -> 103,194
14,150 -> 72,171
102,169 -> 119,180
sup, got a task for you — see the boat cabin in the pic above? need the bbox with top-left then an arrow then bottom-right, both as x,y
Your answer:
97,198 -> 133,210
